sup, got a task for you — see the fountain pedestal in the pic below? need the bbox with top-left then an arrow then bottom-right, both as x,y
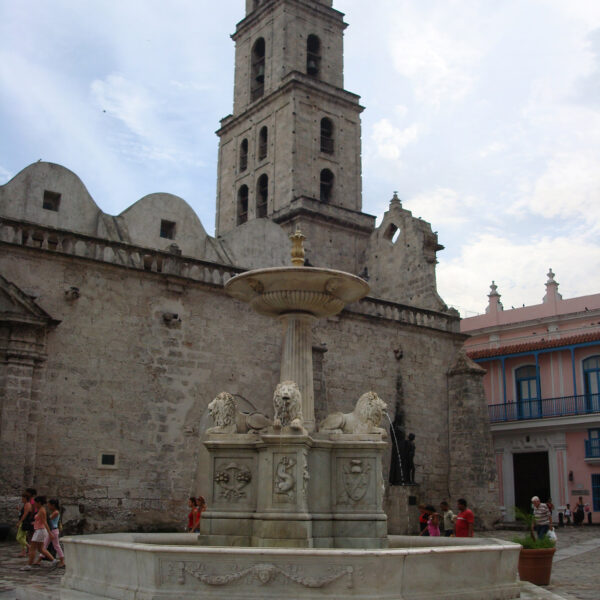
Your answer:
201,432 -> 388,549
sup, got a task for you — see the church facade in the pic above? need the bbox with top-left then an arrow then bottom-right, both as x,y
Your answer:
0,0 -> 498,533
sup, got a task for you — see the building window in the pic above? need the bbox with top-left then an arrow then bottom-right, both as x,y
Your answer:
593,474 -> 600,511
586,429 -> 600,459
160,220 -> 176,239
384,223 -> 400,244
239,138 -> 248,172
237,185 -> 249,225
320,168 -> 334,202
320,118 -> 334,154
97,451 -> 118,470
515,365 -> 540,419
42,190 -> 61,211
583,356 -> 600,412
307,34 -> 321,77
258,126 -> 268,161
256,174 -> 268,218
251,37 -> 265,101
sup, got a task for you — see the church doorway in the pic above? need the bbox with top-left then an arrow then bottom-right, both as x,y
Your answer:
513,451 -> 550,514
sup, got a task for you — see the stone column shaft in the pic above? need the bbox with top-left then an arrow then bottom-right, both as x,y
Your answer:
279,313 -> 316,432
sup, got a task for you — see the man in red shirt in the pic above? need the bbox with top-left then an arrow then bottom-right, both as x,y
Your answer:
454,498 -> 474,537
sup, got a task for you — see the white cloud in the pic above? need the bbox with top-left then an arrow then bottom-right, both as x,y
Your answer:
388,18 -> 482,107
405,187 -> 480,228
371,119 -> 420,161
438,233 -> 600,314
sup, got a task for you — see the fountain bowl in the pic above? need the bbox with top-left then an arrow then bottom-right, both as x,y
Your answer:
60,533 -> 521,600
225,267 -> 370,318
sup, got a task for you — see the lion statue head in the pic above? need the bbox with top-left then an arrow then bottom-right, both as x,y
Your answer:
206,391 -> 237,433
272,381 -> 304,432
355,391 -> 387,429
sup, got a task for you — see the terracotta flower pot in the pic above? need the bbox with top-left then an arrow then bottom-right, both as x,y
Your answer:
518,547 -> 556,586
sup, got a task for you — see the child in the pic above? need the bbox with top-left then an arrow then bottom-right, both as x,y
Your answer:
419,505 -> 440,537
192,496 -> 207,533
38,499 -> 65,568
186,497 -> 197,532
20,496 -> 55,570
564,503 -> 572,525
439,501 -> 455,537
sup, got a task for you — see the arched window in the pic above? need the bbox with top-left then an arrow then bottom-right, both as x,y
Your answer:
307,34 -> 321,77
383,223 -> 400,244
237,185 -> 249,225
251,38 -> 265,101
258,126 -> 268,161
515,365 -> 539,419
320,168 -> 334,202
239,138 -> 248,172
256,174 -> 268,218
583,356 -> 600,412
320,118 -> 334,154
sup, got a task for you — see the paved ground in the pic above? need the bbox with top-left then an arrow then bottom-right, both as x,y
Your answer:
0,526 -> 598,599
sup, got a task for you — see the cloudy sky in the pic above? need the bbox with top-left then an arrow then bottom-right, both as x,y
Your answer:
1,0 -> 599,315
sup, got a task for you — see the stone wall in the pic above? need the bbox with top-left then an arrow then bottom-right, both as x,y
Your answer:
0,231 -> 498,533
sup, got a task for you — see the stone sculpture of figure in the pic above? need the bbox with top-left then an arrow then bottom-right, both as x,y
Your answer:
404,433 -> 416,484
206,391 -> 271,434
272,381 -> 306,434
319,391 -> 387,436
389,408 -> 406,485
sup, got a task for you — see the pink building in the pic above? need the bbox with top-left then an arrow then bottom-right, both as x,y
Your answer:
461,270 -> 600,522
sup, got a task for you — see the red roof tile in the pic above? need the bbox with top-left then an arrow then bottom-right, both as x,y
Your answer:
467,331 -> 600,360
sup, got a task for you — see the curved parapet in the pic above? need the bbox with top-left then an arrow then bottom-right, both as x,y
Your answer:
0,162 -> 101,236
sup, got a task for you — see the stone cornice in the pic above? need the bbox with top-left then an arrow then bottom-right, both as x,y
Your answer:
0,216 -> 460,334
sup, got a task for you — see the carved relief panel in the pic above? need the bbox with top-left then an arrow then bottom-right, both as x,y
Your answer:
272,453 -> 297,504
212,457 -> 255,508
335,457 -> 377,507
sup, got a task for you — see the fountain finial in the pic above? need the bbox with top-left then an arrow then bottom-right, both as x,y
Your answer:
290,225 -> 306,267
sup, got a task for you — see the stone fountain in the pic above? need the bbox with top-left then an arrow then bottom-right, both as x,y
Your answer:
60,229 -> 522,600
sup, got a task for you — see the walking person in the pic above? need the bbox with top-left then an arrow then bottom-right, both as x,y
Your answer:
37,499 -> 65,568
439,501 -> 455,537
186,497 -> 197,532
16,492 -> 33,557
20,496 -> 55,570
564,503 -> 572,526
417,504 -> 429,535
574,497 -> 585,526
192,496 -> 207,533
419,505 -> 440,537
531,496 -> 553,540
454,498 -> 474,537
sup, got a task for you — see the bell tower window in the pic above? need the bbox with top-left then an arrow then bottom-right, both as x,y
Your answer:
307,35 -> 321,77
237,185 -> 249,225
239,138 -> 248,172
251,38 -> 266,101
258,126 -> 268,161
256,174 -> 268,218
320,169 -> 334,202
320,118 -> 334,154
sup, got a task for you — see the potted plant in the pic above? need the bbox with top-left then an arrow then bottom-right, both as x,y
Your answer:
512,507 -> 556,586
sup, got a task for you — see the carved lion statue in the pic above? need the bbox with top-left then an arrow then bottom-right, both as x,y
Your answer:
206,392 -> 271,434
272,381 -> 305,433
319,391 -> 387,436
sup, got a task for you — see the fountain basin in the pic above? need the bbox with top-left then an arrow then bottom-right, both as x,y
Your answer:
225,267 -> 370,317
60,533 -> 521,600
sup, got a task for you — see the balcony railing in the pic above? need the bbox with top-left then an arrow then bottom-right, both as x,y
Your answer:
585,438 -> 600,459
489,393 -> 600,423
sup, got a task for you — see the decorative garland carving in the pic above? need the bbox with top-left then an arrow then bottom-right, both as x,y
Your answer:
166,561 -> 354,589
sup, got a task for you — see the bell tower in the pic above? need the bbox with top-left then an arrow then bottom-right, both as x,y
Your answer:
215,0 -> 375,272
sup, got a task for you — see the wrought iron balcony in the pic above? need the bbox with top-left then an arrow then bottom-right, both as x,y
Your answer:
585,438 -> 600,459
489,393 -> 600,423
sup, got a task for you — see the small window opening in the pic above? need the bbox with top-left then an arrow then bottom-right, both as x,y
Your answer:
160,219 -> 176,239
320,118 -> 334,154
384,223 -> 400,244
237,185 -> 249,225
97,451 -> 118,469
239,138 -> 248,172
251,38 -> 266,101
258,126 -> 268,161
101,453 -> 115,466
320,169 -> 334,202
307,35 -> 321,77
256,174 -> 268,218
43,190 -> 61,211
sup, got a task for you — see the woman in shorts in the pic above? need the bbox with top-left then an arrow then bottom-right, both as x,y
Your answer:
20,496 -> 55,570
